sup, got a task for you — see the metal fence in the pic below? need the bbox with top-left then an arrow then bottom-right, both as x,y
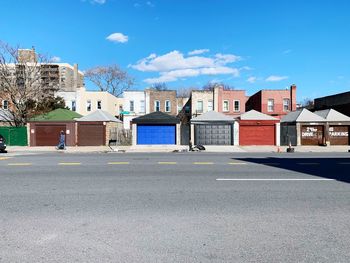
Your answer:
0,126 -> 28,146
109,128 -> 132,146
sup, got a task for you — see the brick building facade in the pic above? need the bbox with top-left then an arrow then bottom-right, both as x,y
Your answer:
246,84 -> 297,118
145,89 -> 177,116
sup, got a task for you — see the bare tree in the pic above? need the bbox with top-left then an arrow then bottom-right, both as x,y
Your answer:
0,41 -> 59,126
202,82 -> 235,91
299,98 -> 314,110
177,87 -> 194,98
151,82 -> 168,91
85,64 -> 134,97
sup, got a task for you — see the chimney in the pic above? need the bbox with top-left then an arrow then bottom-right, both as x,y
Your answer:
73,64 -> 78,91
290,84 -> 297,111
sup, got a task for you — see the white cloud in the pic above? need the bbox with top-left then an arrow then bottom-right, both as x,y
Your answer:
283,49 -> 292,54
91,0 -> 106,4
146,1 -> 154,7
188,49 -> 210,56
214,53 -> 241,64
265,75 -> 289,82
51,56 -> 61,63
247,76 -> 257,83
131,50 -> 241,83
106,32 -> 128,43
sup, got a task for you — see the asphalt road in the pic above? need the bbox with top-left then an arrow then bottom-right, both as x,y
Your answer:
1,152 -> 350,262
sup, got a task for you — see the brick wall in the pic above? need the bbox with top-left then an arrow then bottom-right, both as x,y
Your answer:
217,87 -> 248,117
146,90 -> 177,115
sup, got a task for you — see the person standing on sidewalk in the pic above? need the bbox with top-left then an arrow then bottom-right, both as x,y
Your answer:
56,130 -> 66,150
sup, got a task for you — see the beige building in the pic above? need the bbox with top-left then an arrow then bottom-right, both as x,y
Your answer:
56,87 -> 123,117
191,90 -> 215,117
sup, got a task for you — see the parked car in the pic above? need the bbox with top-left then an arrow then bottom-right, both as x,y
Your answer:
0,135 -> 7,153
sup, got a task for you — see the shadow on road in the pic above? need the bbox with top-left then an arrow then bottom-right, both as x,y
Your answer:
233,157 -> 350,183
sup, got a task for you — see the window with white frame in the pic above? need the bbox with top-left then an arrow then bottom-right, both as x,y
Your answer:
283,98 -> 290,111
97,100 -> 102,110
71,100 -> 76,112
196,100 -> 203,113
267,99 -> 274,112
129,100 -> 134,112
223,100 -> 229,112
165,100 -> 171,112
234,100 -> 240,112
140,100 -> 145,113
87,100 -> 92,112
154,100 -> 160,111
2,100 -> 9,110
207,100 -> 213,111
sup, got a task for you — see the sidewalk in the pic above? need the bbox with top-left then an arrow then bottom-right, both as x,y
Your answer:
2,145 -> 350,155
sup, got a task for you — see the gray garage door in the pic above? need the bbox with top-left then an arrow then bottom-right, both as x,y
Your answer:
195,124 -> 232,145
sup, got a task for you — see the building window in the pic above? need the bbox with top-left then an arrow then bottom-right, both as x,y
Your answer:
2,100 -> 9,110
234,100 -> 240,112
154,100 -> 160,111
283,98 -> 290,111
140,100 -> 145,113
97,100 -> 102,110
87,100 -> 91,112
196,100 -> 203,113
71,100 -> 76,112
165,100 -> 171,112
267,99 -> 274,112
130,100 -> 134,112
208,100 -> 213,111
223,100 -> 229,112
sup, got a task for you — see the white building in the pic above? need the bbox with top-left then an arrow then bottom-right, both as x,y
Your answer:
122,91 -> 146,129
56,87 -> 123,117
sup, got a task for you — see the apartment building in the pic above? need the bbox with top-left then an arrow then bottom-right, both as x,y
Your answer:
191,90 -> 214,117
215,86 -> 248,117
145,89 -> 177,115
122,90 -> 146,129
56,87 -> 123,117
246,84 -> 297,118
18,49 -> 84,92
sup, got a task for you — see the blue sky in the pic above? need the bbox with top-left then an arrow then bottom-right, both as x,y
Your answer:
1,0 -> 349,101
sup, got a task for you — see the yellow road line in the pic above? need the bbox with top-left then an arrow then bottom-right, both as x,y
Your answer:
58,162 -> 81,166
0,157 -> 11,160
193,162 -> 214,165
8,163 -> 32,166
158,162 -> 177,165
108,162 -> 130,165
228,162 -> 247,165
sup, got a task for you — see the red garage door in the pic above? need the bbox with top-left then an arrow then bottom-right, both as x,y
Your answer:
35,125 -> 66,146
78,123 -> 105,146
240,125 -> 276,145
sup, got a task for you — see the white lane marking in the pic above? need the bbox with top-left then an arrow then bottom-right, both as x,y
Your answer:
216,178 -> 334,181
228,162 -> 247,165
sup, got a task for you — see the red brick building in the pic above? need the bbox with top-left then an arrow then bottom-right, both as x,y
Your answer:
245,85 -> 297,119
214,86 -> 249,117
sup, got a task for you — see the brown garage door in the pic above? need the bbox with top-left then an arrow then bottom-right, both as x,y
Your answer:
301,125 -> 324,145
329,126 -> 349,145
240,125 -> 275,145
78,123 -> 105,146
35,125 -> 66,146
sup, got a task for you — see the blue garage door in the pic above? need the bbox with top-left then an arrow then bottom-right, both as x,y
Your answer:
137,125 -> 176,144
